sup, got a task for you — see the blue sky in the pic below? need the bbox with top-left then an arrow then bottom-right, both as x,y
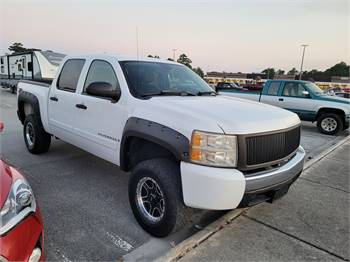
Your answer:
0,0 -> 348,72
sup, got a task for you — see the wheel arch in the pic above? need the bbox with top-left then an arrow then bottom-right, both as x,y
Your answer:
120,117 -> 190,171
316,107 -> 345,123
17,90 -> 42,125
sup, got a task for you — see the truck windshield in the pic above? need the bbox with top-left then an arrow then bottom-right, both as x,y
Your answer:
119,61 -> 215,98
304,82 -> 324,95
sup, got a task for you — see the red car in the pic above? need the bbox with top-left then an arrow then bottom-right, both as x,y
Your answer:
0,122 -> 44,262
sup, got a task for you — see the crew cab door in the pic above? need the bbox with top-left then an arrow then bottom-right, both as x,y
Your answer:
73,59 -> 127,164
278,81 -> 316,121
48,59 -> 85,141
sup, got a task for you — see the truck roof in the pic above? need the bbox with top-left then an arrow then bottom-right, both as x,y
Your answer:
64,54 -> 179,65
267,79 -> 311,84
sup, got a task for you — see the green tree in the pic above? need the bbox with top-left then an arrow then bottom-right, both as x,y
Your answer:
262,68 -> 275,79
177,53 -> 192,69
192,67 -> 205,78
287,68 -> 298,75
8,42 -> 28,54
324,62 -> 349,77
276,69 -> 285,75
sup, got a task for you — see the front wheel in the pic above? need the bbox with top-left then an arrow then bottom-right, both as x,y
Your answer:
317,113 -> 343,135
129,158 -> 191,237
23,115 -> 51,154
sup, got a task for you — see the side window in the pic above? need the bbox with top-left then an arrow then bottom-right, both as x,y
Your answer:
267,81 -> 280,95
57,59 -> 85,92
83,60 -> 119,93
282,82 -> 308,98
27,62 -> 33,72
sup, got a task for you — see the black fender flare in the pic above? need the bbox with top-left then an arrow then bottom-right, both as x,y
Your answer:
17,90 -> 42,125
120,117 -> 190,171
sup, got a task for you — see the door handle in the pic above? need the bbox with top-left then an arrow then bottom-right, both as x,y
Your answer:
50,96 -> 58,102
76,104 -> 87,110
279,98 -> 284,101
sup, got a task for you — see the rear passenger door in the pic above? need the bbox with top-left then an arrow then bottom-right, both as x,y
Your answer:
260,81 -> 283,107
48,59 -> 85,141
73,59 -> 127,164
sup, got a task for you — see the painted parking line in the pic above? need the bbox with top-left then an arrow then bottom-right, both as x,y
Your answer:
106,231 -> 134,252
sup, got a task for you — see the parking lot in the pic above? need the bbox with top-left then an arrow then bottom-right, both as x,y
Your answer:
0,87 -> 348,261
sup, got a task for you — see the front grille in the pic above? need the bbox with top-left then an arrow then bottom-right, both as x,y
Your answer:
245,126 -> 300,166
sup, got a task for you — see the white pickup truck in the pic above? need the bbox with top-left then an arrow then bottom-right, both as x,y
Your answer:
17,55 -> 305,237
219,80 -> 350,135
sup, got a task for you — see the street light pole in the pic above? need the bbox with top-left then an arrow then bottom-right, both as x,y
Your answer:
299,44 -> 308,80
172,49 -> 177,60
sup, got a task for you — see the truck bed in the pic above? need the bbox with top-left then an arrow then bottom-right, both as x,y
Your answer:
17,80 -> 51,131
1,78 -> 52,89
18,79 -> 52,87
219,90 -> 261,102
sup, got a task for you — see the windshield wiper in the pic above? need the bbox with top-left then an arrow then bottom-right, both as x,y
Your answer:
140,90 -> 197,98
197,91 -> 217,96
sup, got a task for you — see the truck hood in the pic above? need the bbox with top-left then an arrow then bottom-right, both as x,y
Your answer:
133,95 -> 300,139
316,94 -> 350,105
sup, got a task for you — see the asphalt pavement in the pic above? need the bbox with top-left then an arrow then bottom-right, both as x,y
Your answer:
0,87 -> 348,261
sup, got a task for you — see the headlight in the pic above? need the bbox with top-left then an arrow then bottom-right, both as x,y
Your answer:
190,130 -> 238,167
0,178 -> 36,236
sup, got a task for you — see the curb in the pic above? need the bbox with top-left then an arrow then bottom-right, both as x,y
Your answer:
155,209 -> 247,262
157,134 -> 349,262
303,135 -> 350,171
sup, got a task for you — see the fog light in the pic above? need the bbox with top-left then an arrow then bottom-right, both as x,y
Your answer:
28,247 -> 41,262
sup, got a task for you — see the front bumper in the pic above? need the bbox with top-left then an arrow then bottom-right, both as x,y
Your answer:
0,208 -> 44,262
345,114 -> 350,125
180,146 -> 305,210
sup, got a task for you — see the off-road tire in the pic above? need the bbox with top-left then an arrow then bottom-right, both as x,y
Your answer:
129,158 -> 192,237
23,114 -> 51,154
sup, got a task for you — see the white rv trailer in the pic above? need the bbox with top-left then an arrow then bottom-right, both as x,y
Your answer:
0,50 -> 65,93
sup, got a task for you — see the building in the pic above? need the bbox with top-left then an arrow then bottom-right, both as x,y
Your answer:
331,76 -> 350,84
205,71 -> 265,86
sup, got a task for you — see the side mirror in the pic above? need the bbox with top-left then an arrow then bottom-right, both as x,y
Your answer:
86,82 -> 121,101
302,90 -> 310,97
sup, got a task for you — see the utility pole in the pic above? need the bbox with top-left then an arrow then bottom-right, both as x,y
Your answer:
172,49 -> 177,60
299,44 -> 308,80
136,27 -> 139,60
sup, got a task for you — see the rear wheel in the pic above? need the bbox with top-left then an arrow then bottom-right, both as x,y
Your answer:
10,85 -> 16,94
317,113 -> 343,135
23,115 -> 51,154
129,158 -> 192,237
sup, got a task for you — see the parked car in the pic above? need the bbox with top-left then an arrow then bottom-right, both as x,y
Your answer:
216,82 -> 241,90
334,92 -> 350,99
324,87 -> 350,96
220,80 -> 350,135
16,54 -> 305,237
241,82 -> 264,92
0,122 -> 44,262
